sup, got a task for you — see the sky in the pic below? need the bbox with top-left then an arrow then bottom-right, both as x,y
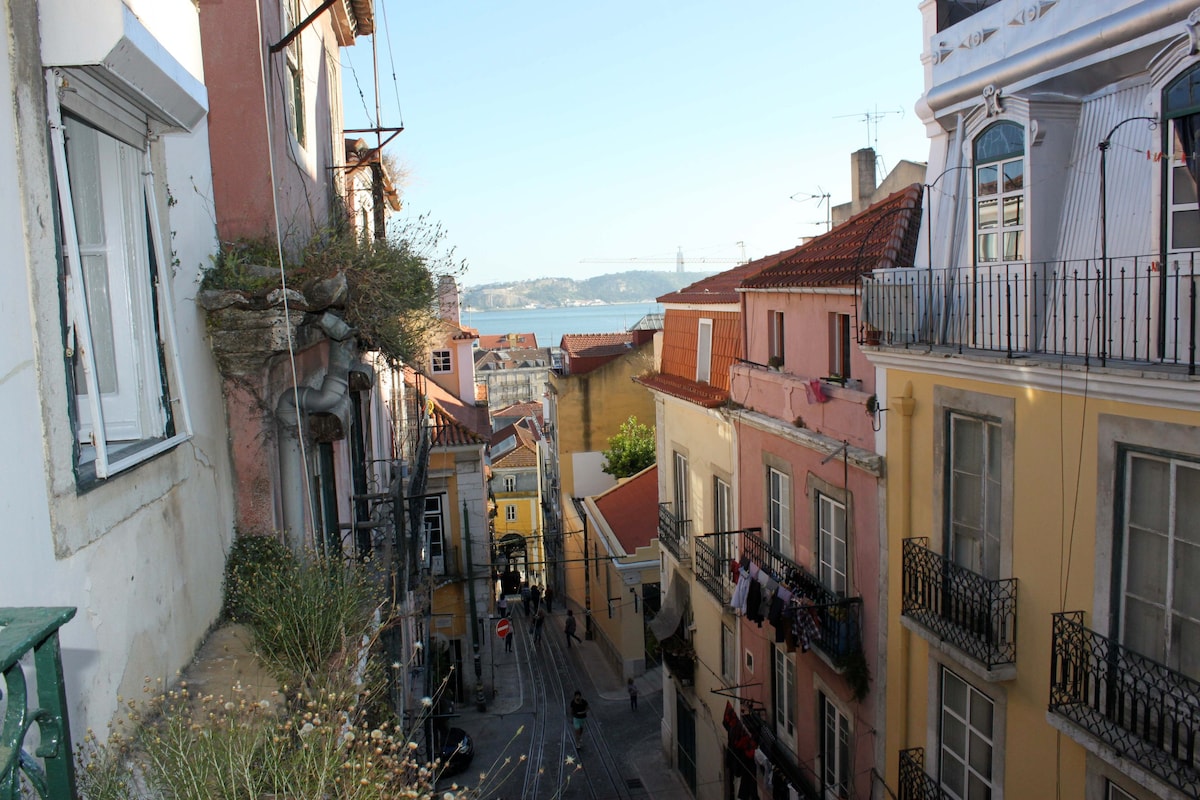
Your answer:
342,3 -> 932,288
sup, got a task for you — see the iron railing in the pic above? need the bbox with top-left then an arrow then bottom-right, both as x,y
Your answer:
862,256 -> 1199,373
658,503 -> 691,564
742,711 -> 820,800
741,528 -> 863,665
898,748 -> 949,800
901,538 -> 1017,670
1,607 -> 77,800
1050,611 -> 1200,797
936,0 -> 1003,31
694,531 -> 745,604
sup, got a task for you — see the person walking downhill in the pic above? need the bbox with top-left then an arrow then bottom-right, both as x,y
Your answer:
530,584 -> 542,613
627,678 -> 638,711
533,606 -> 546,643
564,609 -> 582,648
569,690 -> 589,748
497,594 -> 508,619
544,586 -> 554,613
505,625 -> 514,653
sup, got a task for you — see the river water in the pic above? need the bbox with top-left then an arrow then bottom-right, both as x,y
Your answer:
462,302 -> 663,348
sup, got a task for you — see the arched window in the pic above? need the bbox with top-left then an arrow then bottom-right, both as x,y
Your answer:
1164,64 -> 1200,250
973,122 -> 1025,263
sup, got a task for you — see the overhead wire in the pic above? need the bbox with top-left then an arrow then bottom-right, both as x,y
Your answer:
378,0 -> 406,129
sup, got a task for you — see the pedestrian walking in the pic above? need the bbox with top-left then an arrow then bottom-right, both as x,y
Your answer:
533,607 -> 545,643
544,586 -> 554,612
521,583 -> 531,617
497,594 -> 508,619
569,690 -> 589,747
564,609 -> 582,647
505,626 -> 514,653
530,584 -> 542,613
627,678 -> 638,711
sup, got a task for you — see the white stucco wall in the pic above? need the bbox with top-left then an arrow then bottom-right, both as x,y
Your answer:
0,0 -> 235,742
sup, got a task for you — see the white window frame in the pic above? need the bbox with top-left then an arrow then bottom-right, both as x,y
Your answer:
768,310 -> 785,363
817,492 -> 848,595
673,451 -> 690,523
48,71 -> 192,480
1120,451 -> 1200,678
939,668 -> 995,800
721,623 -> 736,681
768,466 -> 791,554
829,312 -> 851,379
973,122 -> 1025,265
504,475 -> 516,492
505,504 -> 517,523
696,317 -> 713,383
820,690 -> 852,800
772,644 -> 796,749
282,0 -> 306,147
424,495 -> 444,572
1106,781 -> 1137,800
431,349 -> 452,373
948,412 -> 1002,580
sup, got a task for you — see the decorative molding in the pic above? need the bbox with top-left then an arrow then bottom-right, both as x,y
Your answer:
929,41 -> 955,65
959,27 -> 998,51
1029,118 -> 1044,145
1187,7 -> 1200,54
983,84 -> 1005,116
1009,0 -> 1057,27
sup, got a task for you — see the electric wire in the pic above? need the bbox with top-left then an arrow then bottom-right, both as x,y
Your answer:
378,0 -> 406,129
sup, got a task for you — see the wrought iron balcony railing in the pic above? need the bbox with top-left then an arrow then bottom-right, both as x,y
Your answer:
901,538 -> 1017,670
898,748 -> 949,800
1050,611 -> 1200,797
742,711 -> 820,800
1,607 -> 77,800
862,256 -> 1199,373
658,503 -> 691,564
694,531 -> 746,605
741,528 -> 863,666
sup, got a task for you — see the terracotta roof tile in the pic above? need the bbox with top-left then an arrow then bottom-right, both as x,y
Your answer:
593,465 -> 658,554
478,333 -> 539,350
430,403 -> 488,446
657,256 -> 792,304
560,333 -> 634,358
740,185 -> 923,289
635,372 -> 728,408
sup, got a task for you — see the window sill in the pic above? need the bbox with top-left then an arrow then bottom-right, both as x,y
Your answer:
76,432 -> 191,489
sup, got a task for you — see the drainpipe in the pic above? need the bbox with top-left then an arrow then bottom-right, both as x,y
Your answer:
277,312 -> 356,552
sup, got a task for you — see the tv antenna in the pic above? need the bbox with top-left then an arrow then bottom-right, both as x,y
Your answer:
790,187 -> 832,233
835,106 -> 904,152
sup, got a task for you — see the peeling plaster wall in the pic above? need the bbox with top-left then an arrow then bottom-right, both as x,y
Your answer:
0,0 -> 235,742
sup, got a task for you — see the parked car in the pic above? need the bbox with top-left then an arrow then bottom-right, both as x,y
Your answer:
436,726 -> 474,776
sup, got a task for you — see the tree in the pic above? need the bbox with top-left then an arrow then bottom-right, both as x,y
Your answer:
601,416 -> 656,478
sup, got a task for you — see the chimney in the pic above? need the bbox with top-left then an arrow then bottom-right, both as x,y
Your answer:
851,148 -> 878,210
437,276 -> 460,324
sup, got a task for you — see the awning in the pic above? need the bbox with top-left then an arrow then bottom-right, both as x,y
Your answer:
649,568 -> 687,640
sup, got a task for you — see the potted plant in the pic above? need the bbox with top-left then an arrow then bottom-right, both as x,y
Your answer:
767,355 -> 784,371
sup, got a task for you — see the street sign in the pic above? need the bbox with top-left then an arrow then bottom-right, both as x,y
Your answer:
496,618 -> 512,639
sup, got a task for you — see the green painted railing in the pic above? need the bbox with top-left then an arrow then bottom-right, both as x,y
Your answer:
1,607 -> 77,800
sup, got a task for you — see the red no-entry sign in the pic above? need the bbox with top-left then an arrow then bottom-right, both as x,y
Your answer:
496,618 -> 512,639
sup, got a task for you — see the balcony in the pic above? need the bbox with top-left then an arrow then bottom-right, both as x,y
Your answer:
898,748 -> 949,800
901,538 -> 1017,676
741,528 -> 863,667
1,607 -> 78,798
694,531 -> 745,605
862,256 -> 1199,374
936,0 -> 1003,31
742,712 -> 820,800
1050,611 -> 1200,797
658,503 -> 691,565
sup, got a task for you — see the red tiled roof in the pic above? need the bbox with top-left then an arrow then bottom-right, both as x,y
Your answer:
478,333 -> 539,350
493,401 -> 543,420
593,465 -> 658,554
430,403 -> 488,446
406,365 -> 490,442
635,372 -> 728,408
560,333 -> 634,358
740,185 -> 923,289
657,255 -> 795,304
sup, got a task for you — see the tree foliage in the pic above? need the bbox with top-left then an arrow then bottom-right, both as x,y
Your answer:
601,416 -> 656,478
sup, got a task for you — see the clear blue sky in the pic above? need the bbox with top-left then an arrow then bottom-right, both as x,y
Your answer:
342,2 -> 931,287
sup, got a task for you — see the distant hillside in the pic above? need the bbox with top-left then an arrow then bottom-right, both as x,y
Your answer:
463,270 -> 715,310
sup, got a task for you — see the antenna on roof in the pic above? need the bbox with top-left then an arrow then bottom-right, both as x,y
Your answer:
834,105 -> 904,153
790,188 -> 832,232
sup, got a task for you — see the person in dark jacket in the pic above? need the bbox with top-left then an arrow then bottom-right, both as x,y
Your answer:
569,690 -> 589,747
564,609 -> 582,647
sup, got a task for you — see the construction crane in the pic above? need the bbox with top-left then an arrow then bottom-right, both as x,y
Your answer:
581,244 -> 747,273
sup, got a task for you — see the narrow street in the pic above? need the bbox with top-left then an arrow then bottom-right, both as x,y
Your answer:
447,607 -> 688,800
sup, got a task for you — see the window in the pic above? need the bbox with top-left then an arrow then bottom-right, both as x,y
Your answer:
714,476 -> 735,564
768,467 -> 791,554
1106,781 -> 1137,800
431,349 -> 452,373
424,495 -> 444,571
948,413 -> 1002,580
504,475 -> 516,492
696,318 -> 713,383
50,73 -> 191,479
1164,65 -> 1200,250
283,0 -> 305,146
820,692 -> 851,800
772,645 -> 796,747
673,451 -> 690,523
939,669 -> 994,800
817,492 -> 848,595
1119,452 -> 1200,679
505,504 -> 517,522
721,623 -> 736,681
829,313 -> 851,379
768,311 -> 785,364
973,122 -> 1024,263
